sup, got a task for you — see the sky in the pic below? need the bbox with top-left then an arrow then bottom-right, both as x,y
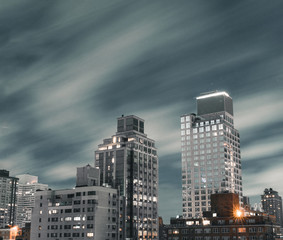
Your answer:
1,1 -> 283,223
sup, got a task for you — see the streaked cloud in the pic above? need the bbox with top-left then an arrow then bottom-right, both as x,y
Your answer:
235,90 -> 283,133
243,162 -> 283,198
241,135 -> 283,161
0,1 -> 283,223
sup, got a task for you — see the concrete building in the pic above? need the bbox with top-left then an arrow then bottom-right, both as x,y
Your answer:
0,170 -> 18,228
261,188 -> 283,227
181,91 -> 242,218
30,165 -> 118,240
95,115 -> 158,240
15,174 -> 48,228
166,193 -> 281,240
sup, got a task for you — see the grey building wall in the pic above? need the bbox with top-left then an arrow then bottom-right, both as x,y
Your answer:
95,115 -> 158,240
0,170 -> 18,228
76,165 -> 100,187
31,185 -> 118,240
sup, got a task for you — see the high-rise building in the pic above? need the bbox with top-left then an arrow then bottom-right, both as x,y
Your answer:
261,188 -> 283,227
0,170 -> 18,228
95,115 -> 158,240
31,165 -> 118,240
15,174 -> 48,228
181,91 -> 242,218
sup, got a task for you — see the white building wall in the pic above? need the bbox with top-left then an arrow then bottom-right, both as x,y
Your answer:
31,186 -> 118,240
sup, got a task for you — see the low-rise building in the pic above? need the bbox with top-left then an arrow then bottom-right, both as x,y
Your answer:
31,165 -> 119,240
165,192 -> 281,240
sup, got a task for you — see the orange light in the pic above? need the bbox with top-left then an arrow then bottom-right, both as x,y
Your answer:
235,209 -> 243,217
9,225 -> 19,240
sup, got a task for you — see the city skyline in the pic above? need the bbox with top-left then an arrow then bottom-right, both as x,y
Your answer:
1,1 -> 283,223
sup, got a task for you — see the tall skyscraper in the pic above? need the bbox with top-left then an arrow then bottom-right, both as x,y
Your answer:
0,170 -> 18,228
16,174 -> 48,228
181,91 -> 242,218
95,115 -> 158,240
261,188 -> 283,227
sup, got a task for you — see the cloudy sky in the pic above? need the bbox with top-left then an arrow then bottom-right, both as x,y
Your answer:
1,1 -> 283,223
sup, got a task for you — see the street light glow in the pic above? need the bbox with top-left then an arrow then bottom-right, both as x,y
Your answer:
235,209 -> 243,218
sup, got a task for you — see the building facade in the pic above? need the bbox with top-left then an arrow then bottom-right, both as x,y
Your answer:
166,193 -> 281,240
95,115 -> 158,240
261,188 -> 283,227
16,174 -> 48,228
181,92 -> 242,218
0,170 -> 18,228
30,165 -> 118,240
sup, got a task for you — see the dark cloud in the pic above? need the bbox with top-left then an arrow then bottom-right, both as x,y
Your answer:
1,1 -> 283,223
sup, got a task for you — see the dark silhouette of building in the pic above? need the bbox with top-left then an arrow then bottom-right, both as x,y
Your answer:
166,192 -> 280,240
261,188 -> 283,227
159,217 -> 167,240
243,196 -> 251,210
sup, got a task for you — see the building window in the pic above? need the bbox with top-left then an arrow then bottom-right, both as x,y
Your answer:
87,191 -> 96,195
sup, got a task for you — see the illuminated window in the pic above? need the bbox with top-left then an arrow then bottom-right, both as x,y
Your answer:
87,233 -> 94,237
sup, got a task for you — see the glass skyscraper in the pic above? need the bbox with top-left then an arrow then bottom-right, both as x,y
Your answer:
95,115 -> 158,240
181,91 -> 242,218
